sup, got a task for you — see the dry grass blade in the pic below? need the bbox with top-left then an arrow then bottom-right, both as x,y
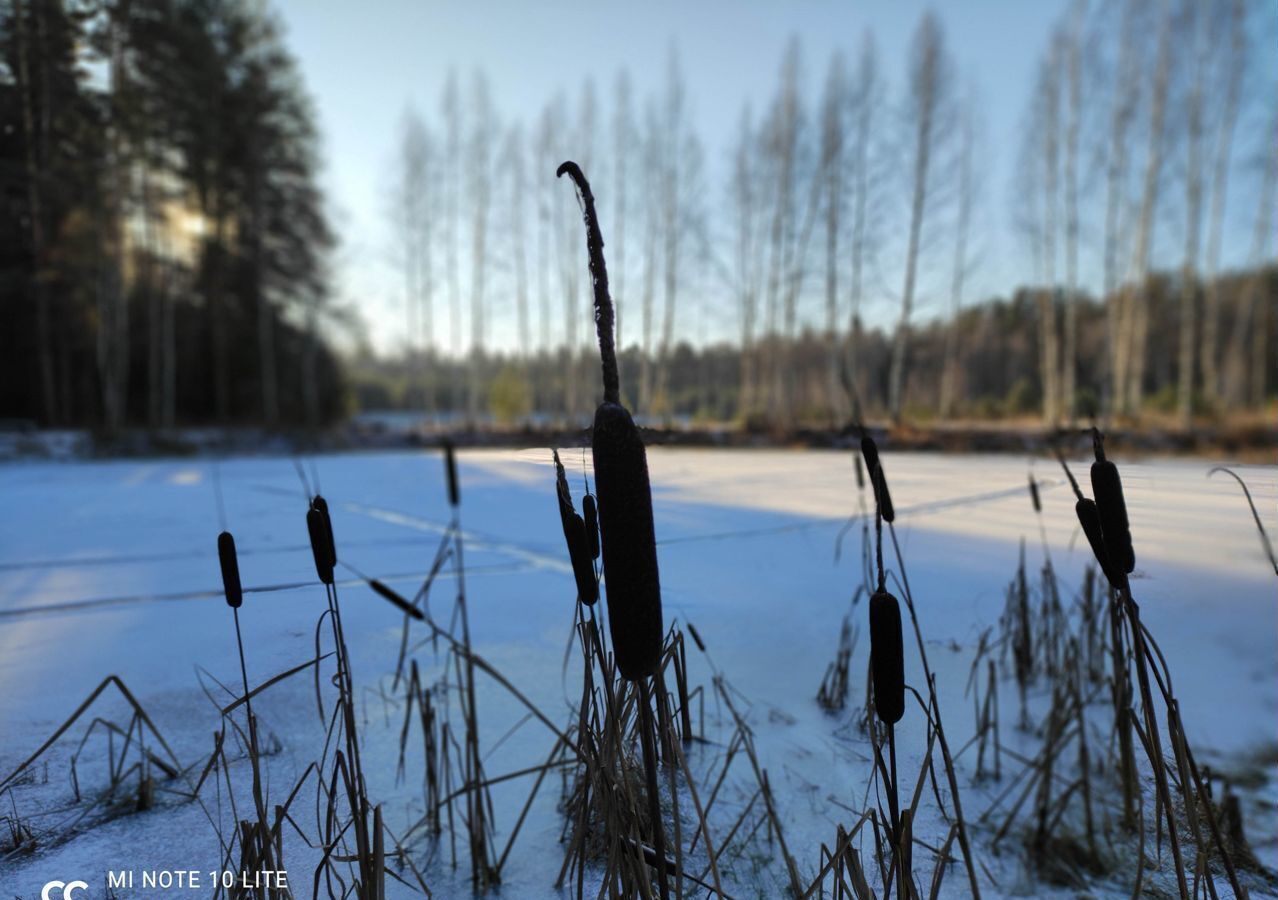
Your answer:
1208,466 -> 1278,576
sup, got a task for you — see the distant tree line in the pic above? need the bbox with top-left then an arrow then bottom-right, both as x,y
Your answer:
349,264 -> 1276,426
1,0 -> 342,429
385,0 -> 1276,430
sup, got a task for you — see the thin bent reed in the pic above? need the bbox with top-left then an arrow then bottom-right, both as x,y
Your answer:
1209,465 -> 1278,576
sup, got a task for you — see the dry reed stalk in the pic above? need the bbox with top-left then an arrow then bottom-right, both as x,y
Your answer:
715,678 -> 804,898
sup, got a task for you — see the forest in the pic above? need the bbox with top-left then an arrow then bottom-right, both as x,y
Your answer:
1,0 -> 342,429
2,0 -> 1276,433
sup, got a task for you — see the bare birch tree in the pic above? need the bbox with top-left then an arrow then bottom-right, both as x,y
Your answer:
466,72 -> 493,421
503,124 -> 531,358
393,106 -> 432,406
441,69 -> 462,358
1199,0 -> 1246,404
1176,0 -> 1209,427
1123,0 -> 1173,417
761,40 -> 803,419
731,107 -> 764,420
612,70 -> 633,353
889,12 -> 953,423
845,31 -> 881,424
1101,0 -> 1142,420
940,82 -> 977,420
820,52 -> 849,423
1060,4 -> 1083,423
1223,97 -> 1277,407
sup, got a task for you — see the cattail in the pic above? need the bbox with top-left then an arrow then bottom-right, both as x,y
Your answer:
687,621 -> 706,653
369,578 -> 425,621
592,401 -> 663,679
583,494 -> 600,560
1076,497 -> 1120,590
218,531 -> 243,609
307,507 -> 334,585
854,451 -> 866,491
443,440 -> 460,508
312,495 -> 337,568
1089,430 -> 1135,578
1055,445 -> 1121,589
860,435 -> 881,486
553,450 -> 598,606
869,589 -> 905,724
559,160 -> 663,681
860,434 -> 894,523
1028,475 -> 1041,514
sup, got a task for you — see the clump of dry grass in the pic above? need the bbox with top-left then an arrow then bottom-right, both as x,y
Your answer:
0,676 -> 186,858
817,608 -> 858,712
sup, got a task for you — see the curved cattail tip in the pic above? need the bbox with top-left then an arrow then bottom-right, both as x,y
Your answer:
556,160 -> 582,182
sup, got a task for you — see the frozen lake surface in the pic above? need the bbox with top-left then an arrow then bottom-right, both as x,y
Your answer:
1,448 -> 1274,898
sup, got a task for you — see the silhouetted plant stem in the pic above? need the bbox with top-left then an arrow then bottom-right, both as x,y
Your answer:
557,160 -> 619,406
886,521 -> 982,899
637,677 -> 670,900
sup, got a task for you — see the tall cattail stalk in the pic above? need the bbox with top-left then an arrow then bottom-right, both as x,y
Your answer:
306,490 -> 378,897
558,159 -> 669,898
216,528 -> 286,897
441,440 -> 498,887
861,433 -> 905,900
867,434 -> 983,899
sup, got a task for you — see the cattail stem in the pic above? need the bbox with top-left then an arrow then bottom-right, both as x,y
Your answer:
887,722 -> 903,900
886,521 -> 983,900
1053,447 -> 1085,502
1121,587 -> 1190,899
556,161 -> 620,406
231,605 -> 273,874
637,677 -> 670,900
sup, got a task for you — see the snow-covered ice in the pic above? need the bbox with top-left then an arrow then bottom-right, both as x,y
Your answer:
1,448 -> 1274,898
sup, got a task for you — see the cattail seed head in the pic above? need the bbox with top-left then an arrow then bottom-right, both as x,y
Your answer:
306,507 -> 334,585
869,589 -> 905,724
1089,432 -> 1135,578
218,530 -> 242,609
860,435 -> 881,482
1075,497 -> 1121,590
553,450 -> 598,606
1028,476 -> 1041,514
443,440 -> 460,508
583,494 -> 600,560
593,400 -> 663,681
566,514 -> 597,605
369,578 -> 425,620
854,451 -> 866,491
687,621 -> 706,653
311,495 -> 337,568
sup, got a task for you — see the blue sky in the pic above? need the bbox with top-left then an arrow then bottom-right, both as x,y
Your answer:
271,0 -> 1277,355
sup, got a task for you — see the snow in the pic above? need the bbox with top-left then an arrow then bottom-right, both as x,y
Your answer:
1,448 -> 1274,898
